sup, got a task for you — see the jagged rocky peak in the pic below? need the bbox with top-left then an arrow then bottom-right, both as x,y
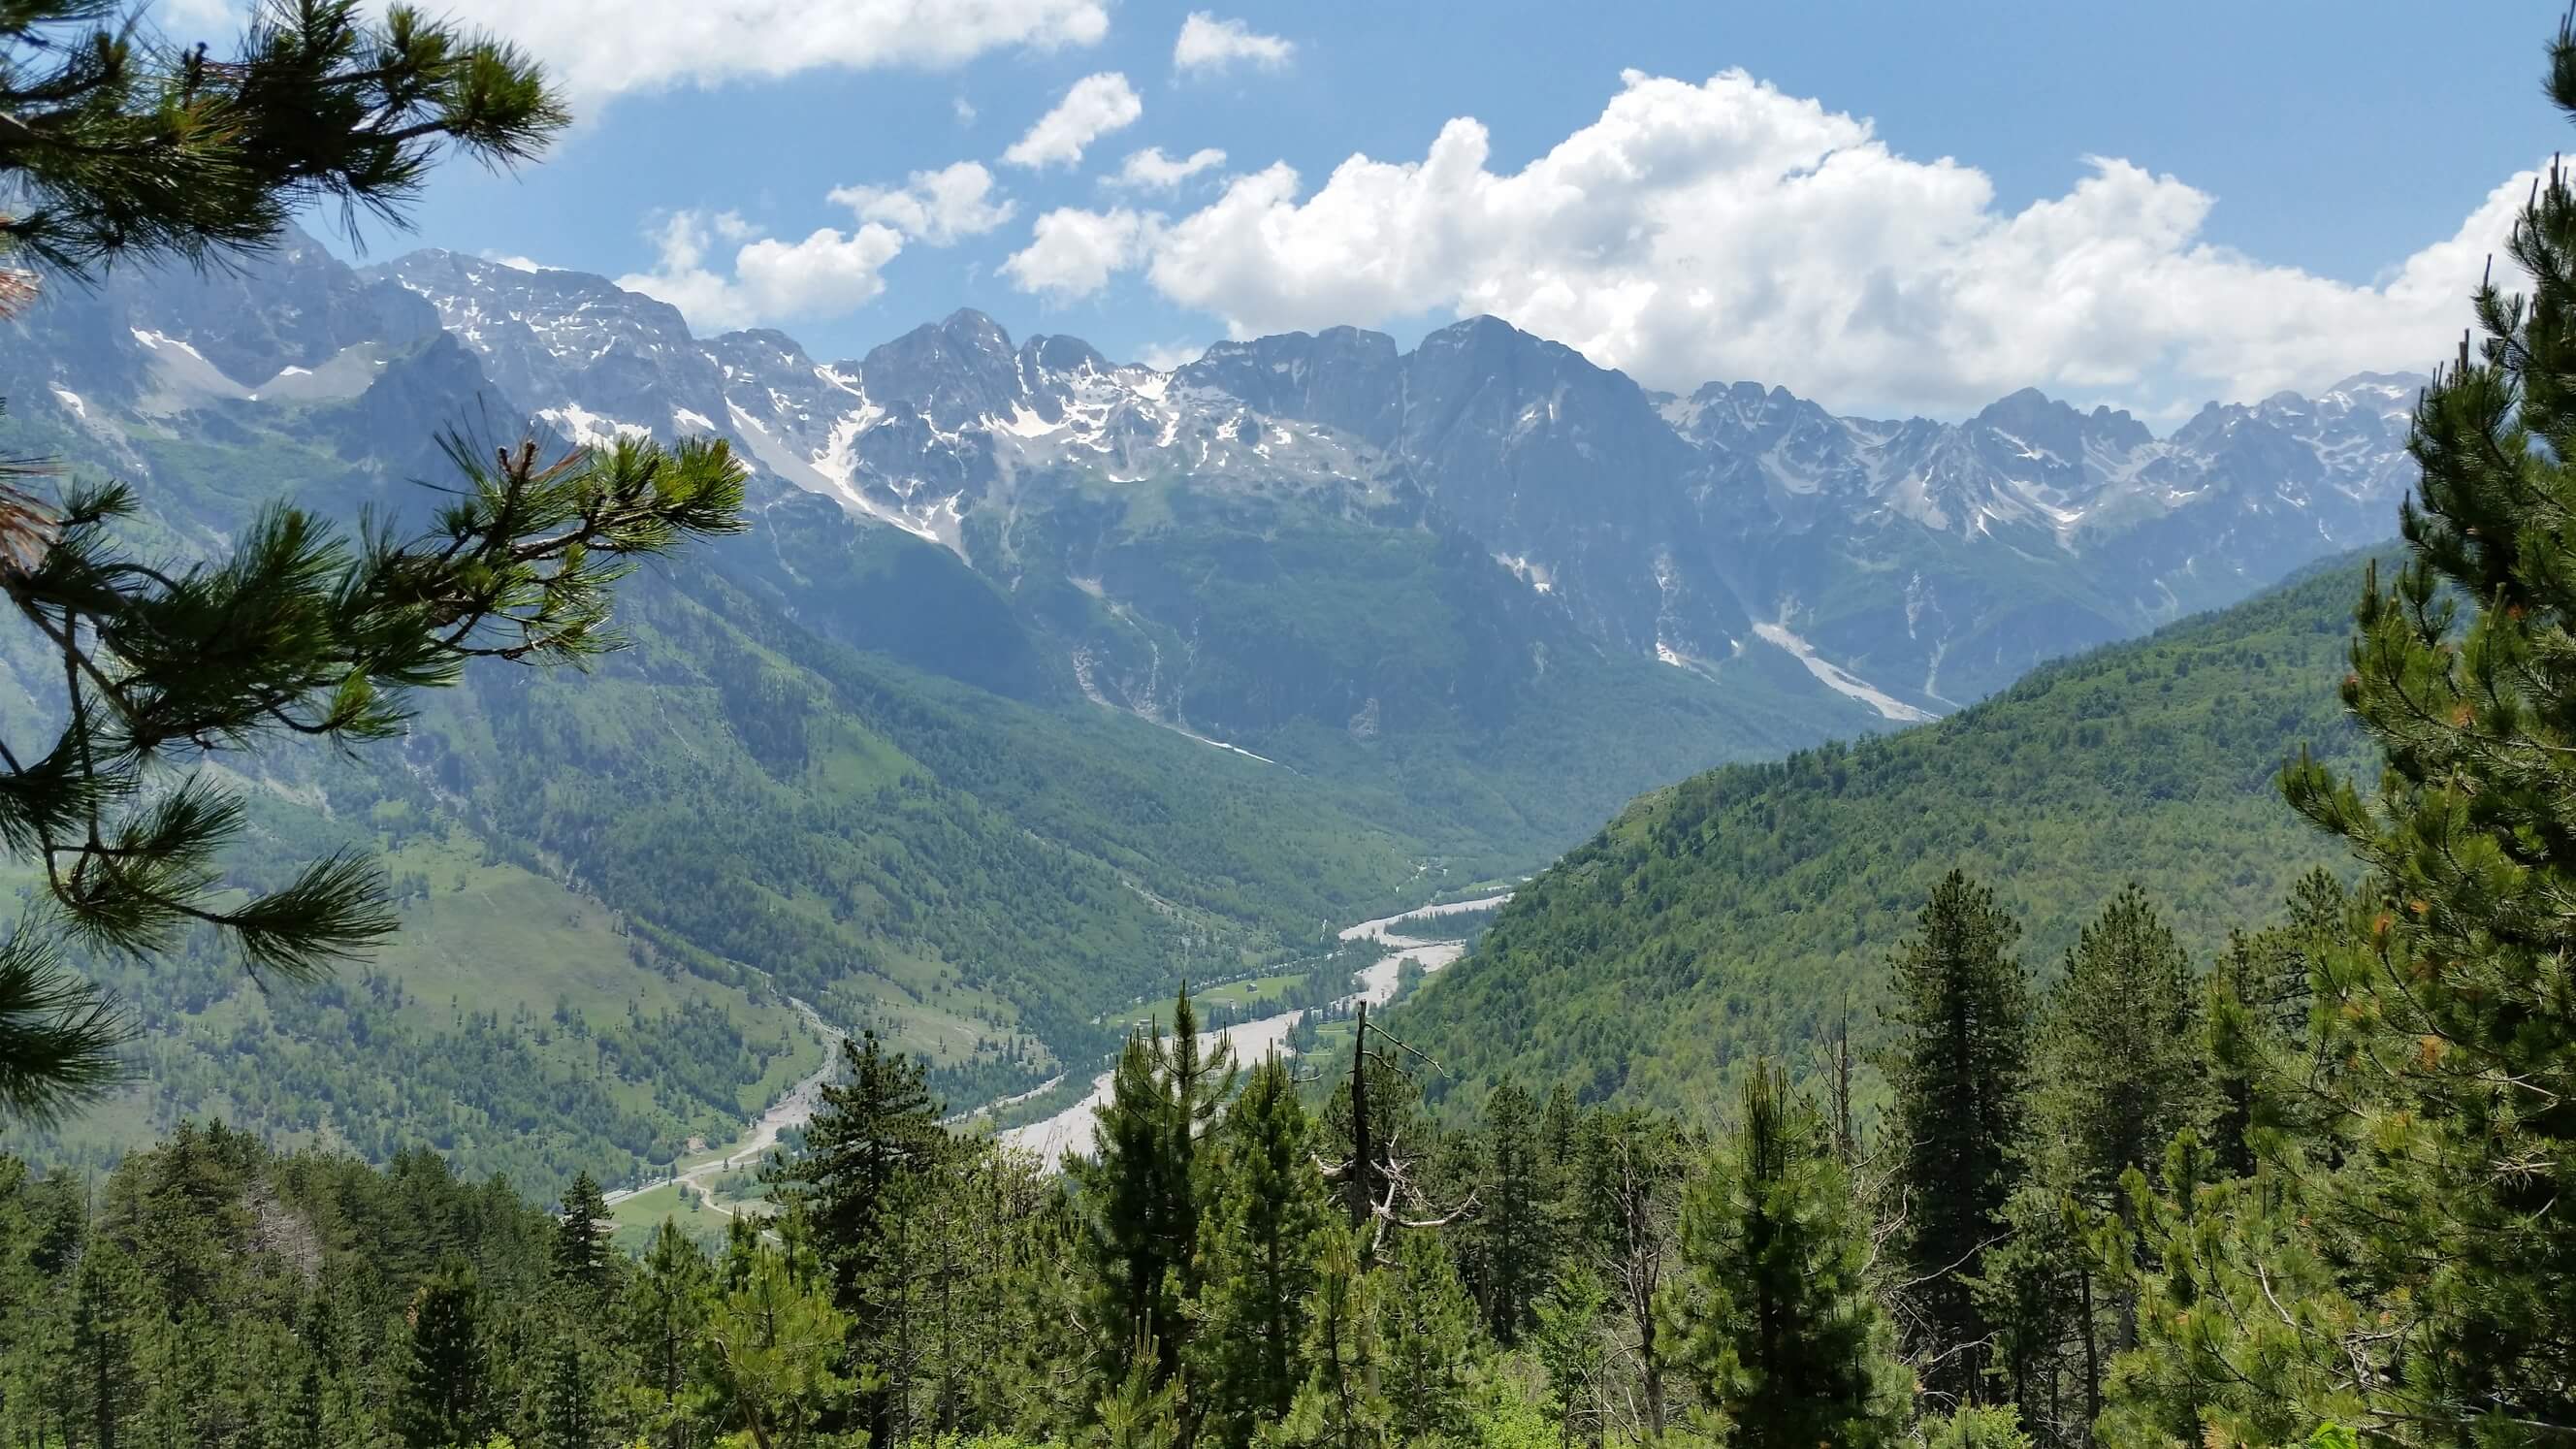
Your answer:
80,223 -> 440,391
857,307 -> 1025,423
377,249 -> 695,342
1015,334 -> 1115,423
709,327 -> 819,375
1402,312 -> 1676,451
2326,370 -> 2428,403
1019,333 -> 1110,378
367,249 -> 731,448
1662,379 -> 1849,458
1174,325 -> 1403,442
1966,386 -> 2150,464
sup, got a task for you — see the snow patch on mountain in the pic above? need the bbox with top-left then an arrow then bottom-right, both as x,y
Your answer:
537,402 -> 651,448
1752,621 -> 1936,724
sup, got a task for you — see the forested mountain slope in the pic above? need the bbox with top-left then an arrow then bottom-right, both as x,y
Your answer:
1394,550 -> 2384,1118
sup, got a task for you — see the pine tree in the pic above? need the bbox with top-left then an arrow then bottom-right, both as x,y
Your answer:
2034,892 -> 2201,1215
1378,1227 -> 1481,1446
1095,1336 -> 1185,1449
553,1171 -> 612,1293
1075,983 -> 1235,1389
1879,869 -> 2034,1404
1189,1053 -> 1330,1448
768,1028 -> 944,1443
1541,1081 -> 1583,1175
621,1216 -> 713,1426
2024,885 -> 2204,1424
1670,1060 -> 1906,1449
2108,22 -> 2576,1439
2033,886 -> 2204,1219
395,1258 -> 487,1449
64,1238 -> 143,1449
536,1332 -> 599,1449
774,1031 -> 946,1263
902,1138 -> 1052,1440
1972,1179 -> 2091,1448
2205,871 -> 2343,1179
0,1 -> 742,1119
1281,1222 -> 1390,1449
1467,1079 -> 1555,1343
1532,1266 -> 1612,1448
698,1234 -> 852,1448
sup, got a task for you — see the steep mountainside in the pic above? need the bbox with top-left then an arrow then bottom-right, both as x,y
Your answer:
1390,551 -> 2383,1121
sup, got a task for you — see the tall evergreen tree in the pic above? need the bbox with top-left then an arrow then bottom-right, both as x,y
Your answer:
1973,1179 -> 2093,1449
1541,1081 -> 1584,1175
1281,1222 -> 1390,1449
1533,1266 -> 1613,1448
1880,869 -> 2034,1404
621,1215 -> 714,1428
553,1170 -> 612,1293
1468,1079 -> 1556,1344
699,1233 -> 852,1449
2032,886 -> 2205,1219
1076,983 -> 1235,1390
395,1258 -> 488,1449
1189,1053 -> 1331,1448
1669,1060 -> 1906,1449
768,1028 -> 944,1444
2019,886 -> 2204,1428
64,1238 -> 143,1449
774,1031 -> 946,1269
1379,1227 -> 1482,1447
536,1332 -> 600,1449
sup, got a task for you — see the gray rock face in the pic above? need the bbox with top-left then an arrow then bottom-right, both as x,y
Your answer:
8,236 -> 2424,733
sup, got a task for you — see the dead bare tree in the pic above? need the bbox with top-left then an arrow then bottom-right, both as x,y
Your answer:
1585,1111 -> 1688,1439
1313,1003 -> 1479,1258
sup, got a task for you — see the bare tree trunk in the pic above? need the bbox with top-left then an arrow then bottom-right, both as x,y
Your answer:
1347,1004 -> 1373,1230
1830,1001 -> 1856,1167
1638,1297 -> 1666,1438
2078,1266 -> 2101,1433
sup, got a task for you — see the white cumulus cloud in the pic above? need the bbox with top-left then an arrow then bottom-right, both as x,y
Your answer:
616,209 -> 904,332
830,162 -> 1016,244
1173,13 -> 1293,73
1134,339 -> 1208,371
1003,72 -> 1143,170
1002,208 -> 1153,298
1010,68 -> 2528,418
1110,146 -> 1227,190
377,0 -> 1109,105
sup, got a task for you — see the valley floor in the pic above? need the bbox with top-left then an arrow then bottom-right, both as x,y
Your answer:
994,891 -> 1512,1169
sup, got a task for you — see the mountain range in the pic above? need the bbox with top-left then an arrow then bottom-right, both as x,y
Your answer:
0,227 -> 2419,1186
374,246 -> 2423,716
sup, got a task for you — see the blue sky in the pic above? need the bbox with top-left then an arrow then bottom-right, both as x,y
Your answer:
287,0 -> 2558,420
